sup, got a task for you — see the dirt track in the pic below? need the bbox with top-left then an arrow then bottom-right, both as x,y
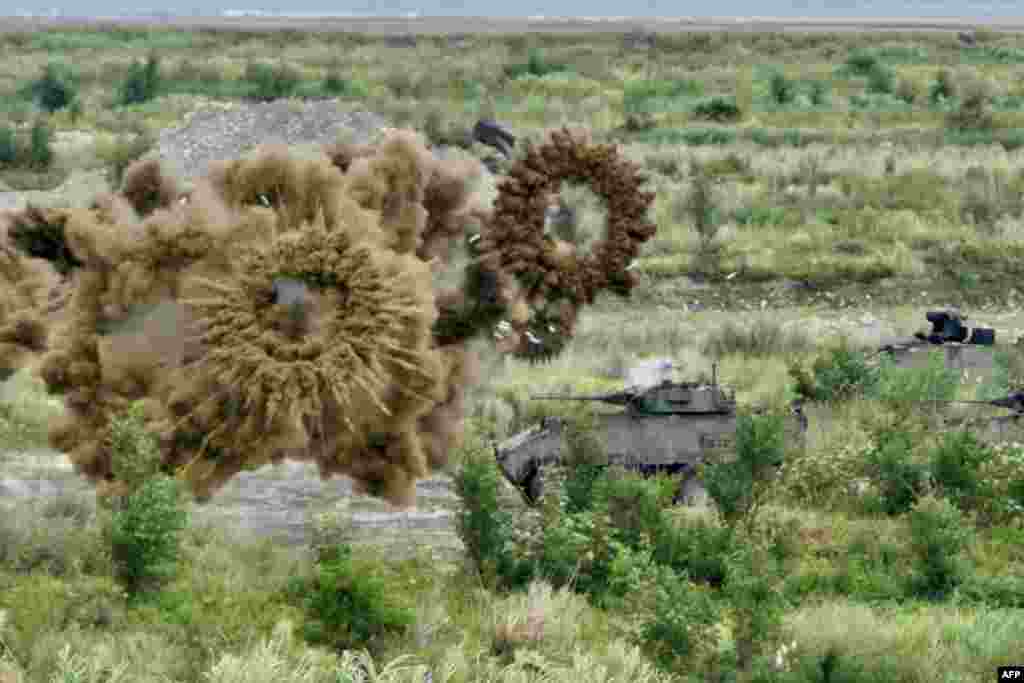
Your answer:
0,450 -> 464,558
2,15 -> 1024,35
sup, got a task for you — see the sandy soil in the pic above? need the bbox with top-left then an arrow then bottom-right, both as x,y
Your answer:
2,15 -> 1024,35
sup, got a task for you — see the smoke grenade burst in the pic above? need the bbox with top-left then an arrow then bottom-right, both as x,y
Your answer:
0,126 -> 655,507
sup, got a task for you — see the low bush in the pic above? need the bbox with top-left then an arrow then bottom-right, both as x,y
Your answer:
703,413 -> 786,531
789,344 -> 879,403
23,61 -> 80,113
244,60 -> 301,101
452,436 -> 529,591
906,496 -> 973,600
103,402 -> 189,598
692,96 -> 741,122
946,76 -> 994,131
927,430 -> 995,517
929,68 -> 956,104
651,514 -> 736,589
830,527 -> 908,602
684,160 -> 721,254
0,125 -> 16,165
862,427 -> 926,516
768,70 -> 795,105
637,564 -> 719,673
870,352 -> 960,407
723,543 -> 790,677
26,118 -> 54,170
283,543 -> 414,657
119,53 -> 161,106
503,48 -> 567,80
843,51 -> 881,77
865,64 -> 895,95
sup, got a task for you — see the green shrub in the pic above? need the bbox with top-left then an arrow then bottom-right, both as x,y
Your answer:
863,427 -> 925,516
928,430 -> 995,515
769,71 -> 794,105
692,96 -> 741,122
283,543 -> 414,657
536,505 -> 617,600
119,53 -> 161,106
323,70 -> 357,96
639,564 -> 719,673
959,573 -> 1024,608
830,527 -> 908,602
844,51 -> 881,76
865,65 -> 895,95
929,68 -> 956,105
25,61 -> 79,113
724,544 -> 789,677
651,514 -> 735,588
907,496 -> 972,600
562,414 -> 606,515
789,345 -> 879,403
808,80 -> 829,106
782,646 -> 909,683
685,160 -> 721,254
703,413 -> 786,531
108,475 -> 188,598
503,48 -> 566,80
623,78 -> 702,114
869,352 -> 960,406
946,76 -> 994,131
27,118 -> 53,170
103,403 -> 188,598
635,127 -> 736,145
0,125 -> 16,165
453,443 -> 528,591
592,469 -> 675,551
244,60 -> 300,101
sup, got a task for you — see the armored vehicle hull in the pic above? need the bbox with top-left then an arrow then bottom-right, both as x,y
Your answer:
495,403 -> 805,506
883,343 -> 997,375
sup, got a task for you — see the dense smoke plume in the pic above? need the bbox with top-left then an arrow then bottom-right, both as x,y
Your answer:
0,126 -> 655,506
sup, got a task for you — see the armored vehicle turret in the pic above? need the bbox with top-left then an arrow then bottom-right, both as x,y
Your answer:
494,361 -> 806,506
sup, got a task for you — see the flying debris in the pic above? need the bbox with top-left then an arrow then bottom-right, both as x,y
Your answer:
0,126 -> 657,508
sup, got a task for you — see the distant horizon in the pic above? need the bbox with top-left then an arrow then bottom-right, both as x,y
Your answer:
4,6 -> 1024,22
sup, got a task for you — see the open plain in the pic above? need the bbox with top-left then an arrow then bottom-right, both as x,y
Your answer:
1,18 -> 1024,682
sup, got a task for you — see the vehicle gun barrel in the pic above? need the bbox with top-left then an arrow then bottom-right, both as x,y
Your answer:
531,392 -> 636,405
890,393 -> 1024,411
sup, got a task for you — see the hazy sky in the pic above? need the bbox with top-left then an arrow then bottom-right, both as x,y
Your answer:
6,1 -> 1024,18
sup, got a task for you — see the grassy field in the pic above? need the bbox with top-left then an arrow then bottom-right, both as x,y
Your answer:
2,22 -> 1024,683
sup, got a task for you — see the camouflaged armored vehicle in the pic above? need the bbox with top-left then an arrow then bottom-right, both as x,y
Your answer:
875,310 -> 1024,441
877,309 -> 997,376
494,360 -> 807,506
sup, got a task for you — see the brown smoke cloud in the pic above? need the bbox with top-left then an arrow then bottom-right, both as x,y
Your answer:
0,126 -> 655,507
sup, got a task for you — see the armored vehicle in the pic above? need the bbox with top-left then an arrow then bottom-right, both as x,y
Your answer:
877,309 -> 997,375
494,361 -> 807,506
874,310 -> 1024,441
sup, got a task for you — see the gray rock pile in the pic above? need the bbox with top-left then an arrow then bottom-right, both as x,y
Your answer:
149,99 -> 390,182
